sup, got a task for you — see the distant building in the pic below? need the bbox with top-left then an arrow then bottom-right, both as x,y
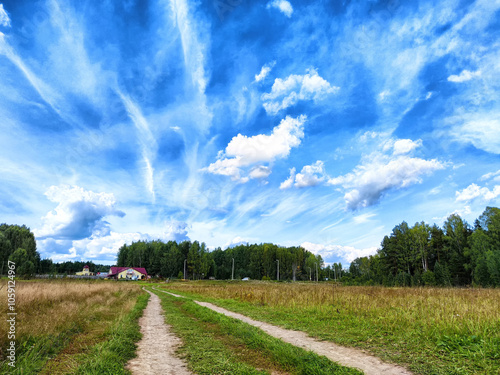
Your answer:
76,265 -> 94,276
107,267 -> 148,280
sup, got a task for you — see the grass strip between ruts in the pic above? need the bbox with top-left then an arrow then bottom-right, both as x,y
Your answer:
74,291 -> 150,375
152,288 -> 362,375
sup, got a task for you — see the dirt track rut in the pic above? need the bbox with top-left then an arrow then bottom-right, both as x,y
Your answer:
127,288 -> 192,375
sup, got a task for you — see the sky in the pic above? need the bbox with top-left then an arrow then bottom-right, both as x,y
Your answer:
0,0 -> 499,266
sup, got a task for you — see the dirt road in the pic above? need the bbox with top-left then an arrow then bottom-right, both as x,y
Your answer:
127,288 -> 193,375
154,287 -> 412,375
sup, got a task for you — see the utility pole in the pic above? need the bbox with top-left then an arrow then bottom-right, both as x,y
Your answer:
232,258 -> 234,280
184,259 -> 187,280
276,259 -> 279,281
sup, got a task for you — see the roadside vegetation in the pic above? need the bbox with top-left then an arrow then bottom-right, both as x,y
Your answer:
151,287 -> 362,375
0,279 -> 145,374
160,281 -> 500,375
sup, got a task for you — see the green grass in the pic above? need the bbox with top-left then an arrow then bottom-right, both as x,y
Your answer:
158,281 -> 500,375
151,287 -> 362,375
75,291 -> 149,374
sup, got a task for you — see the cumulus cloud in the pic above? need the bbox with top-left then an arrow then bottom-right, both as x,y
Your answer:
161,221 -> 190,242
35,185 -> 125,240
328,138 -> 445,210
0,4 -> 10,27
301,242 -> 378,264
255,61 -> 276,82
280,161 -> 327,189
390,139 -> 423,155
447,69 -> 481,83
266,0 -> 293,17
455,183 -> 500,203
262,69 -> 339,114
205,115 -> 306,182
37,219 -> 191,263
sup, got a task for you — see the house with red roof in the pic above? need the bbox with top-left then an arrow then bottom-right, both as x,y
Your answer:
108,267 -> 148,280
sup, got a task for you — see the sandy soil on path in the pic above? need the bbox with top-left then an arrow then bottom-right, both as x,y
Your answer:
126,288 -> 193,375
153,288 -> 412,375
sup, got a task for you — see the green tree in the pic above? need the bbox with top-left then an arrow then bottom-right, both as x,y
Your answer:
9,248 -> 35,278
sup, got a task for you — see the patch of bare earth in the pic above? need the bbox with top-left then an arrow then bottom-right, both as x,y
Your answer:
153,288 -> 412,375
127,289 -> 192,375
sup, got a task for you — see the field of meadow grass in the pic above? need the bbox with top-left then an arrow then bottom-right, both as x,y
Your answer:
0,279 -> 146,374
160,281 -> 500,375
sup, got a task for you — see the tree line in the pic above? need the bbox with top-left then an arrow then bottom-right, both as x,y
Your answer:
116,240 -> 329,281
347,207 -> 500,287
0,224 -> 109,277
2,205 -> 498,286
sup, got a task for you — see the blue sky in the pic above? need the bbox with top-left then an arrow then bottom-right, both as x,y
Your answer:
0,0 -> 499,265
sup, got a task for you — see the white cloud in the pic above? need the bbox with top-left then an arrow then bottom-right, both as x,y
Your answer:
455,183 -> 500,203
280,161 -> 327,189
0,4 -> 10,27
262,69 -> 339,114
301,241 -> 378,264
447,69 -> 481,83
481,170 -> 500,182
35,185 -> 125,240
280,167 -> 296,190
249,165 -> 272,179
328,138 -> 445,210
119,92 -> 158,201
206,115 -> 306,182
433,206 -> 472,223
388,139 -> 423,155
454,117 -> 500,154
266,0 -> 293,18
169,0 -> 208,94
255,61 -> 276,82
161,221 -> 190,242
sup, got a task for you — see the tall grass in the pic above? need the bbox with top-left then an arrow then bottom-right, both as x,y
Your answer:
163,281 -> 500,374
0,279 -> 142,373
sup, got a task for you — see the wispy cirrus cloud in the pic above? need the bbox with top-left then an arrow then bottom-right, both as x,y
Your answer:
0,4 -> 10,27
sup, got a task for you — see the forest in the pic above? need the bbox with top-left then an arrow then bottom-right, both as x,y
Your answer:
1,206 -> 499,286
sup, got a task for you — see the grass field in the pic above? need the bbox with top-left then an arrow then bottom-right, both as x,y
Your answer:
2,279 -> 499,374
159,281 -> 500,375
0,279 -> 146,374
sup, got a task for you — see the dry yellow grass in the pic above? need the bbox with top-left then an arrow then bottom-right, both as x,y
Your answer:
0,279 -> 142,371
164,282 -> 500,330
